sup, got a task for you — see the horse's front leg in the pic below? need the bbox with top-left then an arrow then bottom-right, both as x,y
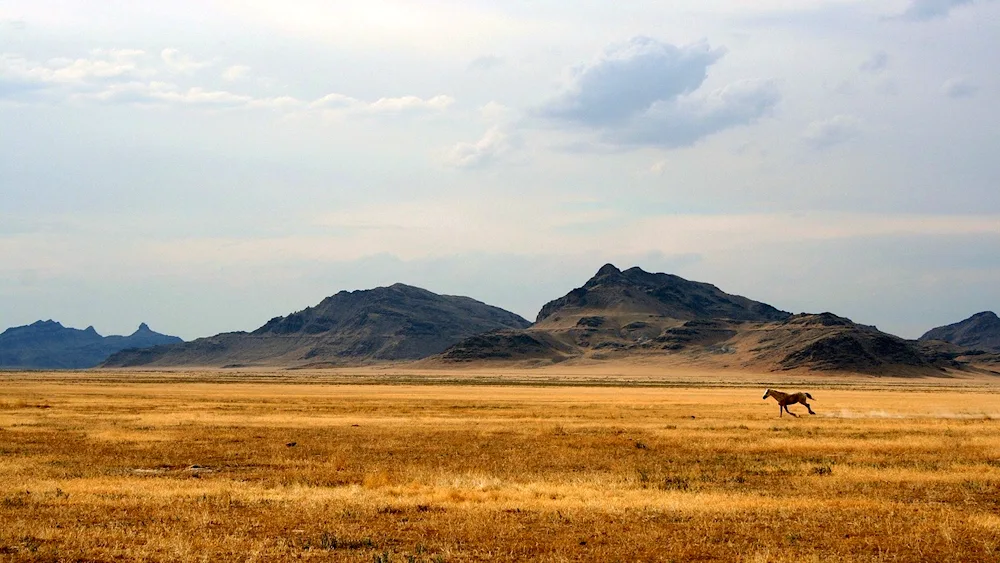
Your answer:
784,405 -> 797,417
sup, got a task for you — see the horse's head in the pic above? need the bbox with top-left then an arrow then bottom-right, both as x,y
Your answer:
762,389 -> 771,400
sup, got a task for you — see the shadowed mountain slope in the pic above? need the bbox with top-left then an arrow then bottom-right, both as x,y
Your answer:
103,284 -> 530,367
920,312 -> 1000,353
0,321 -> 182,369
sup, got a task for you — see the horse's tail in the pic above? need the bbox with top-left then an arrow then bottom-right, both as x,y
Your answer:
806,392 -> 815,400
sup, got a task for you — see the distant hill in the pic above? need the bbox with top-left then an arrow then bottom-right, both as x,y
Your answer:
436,265 -> 948,375
0,321 -> 183,369
103,283 -> 531,367
919,312 -> 1000,353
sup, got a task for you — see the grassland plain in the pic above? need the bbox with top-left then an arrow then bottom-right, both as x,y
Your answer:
1,369 -> 1000,562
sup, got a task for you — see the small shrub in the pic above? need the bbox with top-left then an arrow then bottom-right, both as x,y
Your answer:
660,476 -> 691,491
315,533 -> 374,551
637,468 -> 651,487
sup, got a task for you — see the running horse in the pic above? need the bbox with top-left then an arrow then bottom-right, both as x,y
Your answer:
762,389 -> 816,417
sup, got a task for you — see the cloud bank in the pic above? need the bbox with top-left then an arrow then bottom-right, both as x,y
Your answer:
537,37 -> 779,149
0,49 -> 453,117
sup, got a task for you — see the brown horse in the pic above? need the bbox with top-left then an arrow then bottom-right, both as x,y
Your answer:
763,389 -> 816,417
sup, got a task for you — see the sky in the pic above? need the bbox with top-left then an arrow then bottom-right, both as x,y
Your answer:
1,0 -> 998,341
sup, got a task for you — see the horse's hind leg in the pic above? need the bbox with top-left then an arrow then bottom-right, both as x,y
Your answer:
805,402 -> 816,415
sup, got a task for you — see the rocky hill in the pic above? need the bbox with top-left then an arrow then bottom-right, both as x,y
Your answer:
103,283 -> 530,367
436,265 -> 950,375
743,313 -> 935,374
919,311 -> 1000,353
0,321 -> 182,369
535,264 -> 790,325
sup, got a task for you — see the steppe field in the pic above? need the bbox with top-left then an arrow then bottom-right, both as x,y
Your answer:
2,368 -> 1000,562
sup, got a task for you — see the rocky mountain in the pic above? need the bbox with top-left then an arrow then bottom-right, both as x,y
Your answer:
919,311 -> 1000,353
0,321 -> 182,369
436,265 -> 950,375
744,313 -> 935,374
103,283 -> 531,367
535,264 -> 791,325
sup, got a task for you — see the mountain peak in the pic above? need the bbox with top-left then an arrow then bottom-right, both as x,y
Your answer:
385,283 -> 432,295
595,263 -> 622,276
537,265 -> 789,324
920,311 -> 1000,352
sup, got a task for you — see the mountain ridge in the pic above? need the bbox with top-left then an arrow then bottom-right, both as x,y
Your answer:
12,266 -> 994,376
103,283 -> 531,367
0,320 -> 182,369
435,265 -> 955,376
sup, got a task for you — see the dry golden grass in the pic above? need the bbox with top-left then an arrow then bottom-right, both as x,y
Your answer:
2,370 -> 1000,561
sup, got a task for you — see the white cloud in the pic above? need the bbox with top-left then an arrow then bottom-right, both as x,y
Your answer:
0,49 -> 453,118
0,49 -> 149,97
539,37 -> 725,126
84,83 -> 299,111
609,79 -> 780,148
221,64 -> 251,81
247,95 -> 304,110
147,86 -> 253,107
801,115 -> 864,150
84,81 -> 253,108
307,93 -> 454,117
160,48 -> 213,73
942,76 -> 977,98
444,127 -> 517,169
366,94 -> 453,114
51,49 -> 149,82
83,83 -> 452,114
537,37 -> 778,149
0,54 -> 53,97
309,93 -> 360,110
